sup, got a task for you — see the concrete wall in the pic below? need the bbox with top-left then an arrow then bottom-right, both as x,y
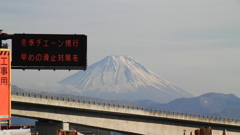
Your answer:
36,121 -> 69,135
11,95 -> 240,135
69,123 -> 111,135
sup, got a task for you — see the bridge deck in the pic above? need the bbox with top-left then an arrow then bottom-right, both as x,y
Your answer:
11,91 -> 240,135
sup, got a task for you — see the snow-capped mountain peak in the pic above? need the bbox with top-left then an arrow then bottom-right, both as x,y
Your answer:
58,55 -> 193,103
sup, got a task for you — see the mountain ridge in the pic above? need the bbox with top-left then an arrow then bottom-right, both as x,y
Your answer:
134,92 -> 240,119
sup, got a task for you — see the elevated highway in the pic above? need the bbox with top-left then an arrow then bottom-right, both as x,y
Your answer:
11,90 -> 240,135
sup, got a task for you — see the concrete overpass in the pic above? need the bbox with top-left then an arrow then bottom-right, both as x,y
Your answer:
11,90 -> 240,135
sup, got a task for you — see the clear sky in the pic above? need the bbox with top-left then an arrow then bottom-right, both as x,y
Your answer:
1,0 -> 239,97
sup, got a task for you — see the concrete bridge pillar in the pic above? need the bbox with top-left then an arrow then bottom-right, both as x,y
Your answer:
63,122 -> 69,130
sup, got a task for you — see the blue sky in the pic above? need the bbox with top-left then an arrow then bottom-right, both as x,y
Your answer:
1,0 -> 240,97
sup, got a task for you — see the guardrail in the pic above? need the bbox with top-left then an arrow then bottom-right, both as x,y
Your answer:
11,88 -> 141,107
11,90 -> 240,122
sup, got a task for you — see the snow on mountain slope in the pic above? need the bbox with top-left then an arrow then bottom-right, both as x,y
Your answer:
58,55 -> 193,103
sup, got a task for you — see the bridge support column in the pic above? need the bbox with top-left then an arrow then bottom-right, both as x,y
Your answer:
63,122 -> 69,130
35,121 -> 69,135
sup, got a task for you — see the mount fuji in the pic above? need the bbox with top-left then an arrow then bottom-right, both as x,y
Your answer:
58,55 -> 193,103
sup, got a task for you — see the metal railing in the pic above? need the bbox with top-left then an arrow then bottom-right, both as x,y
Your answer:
11,88 -> 141,107
11,89 -> 240,122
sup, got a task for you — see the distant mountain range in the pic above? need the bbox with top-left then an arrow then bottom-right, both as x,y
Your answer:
58,55 -> 193,103
134,92 -> 240,119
